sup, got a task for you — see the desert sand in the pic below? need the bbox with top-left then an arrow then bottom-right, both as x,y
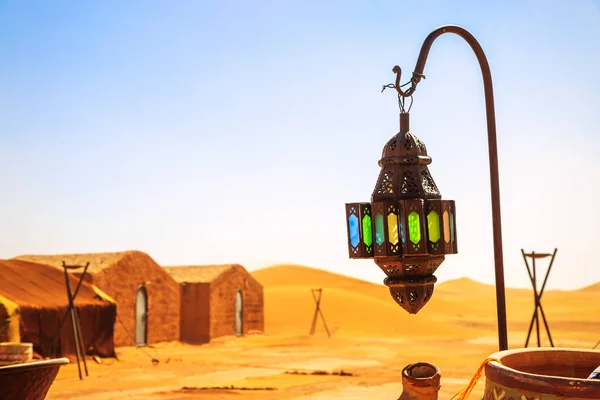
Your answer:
46,265 -> 600,399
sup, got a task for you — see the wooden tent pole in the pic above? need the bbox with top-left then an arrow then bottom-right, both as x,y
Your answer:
73,307 -> 89,376
538,249 -> 558,347
318,304 -> 331,338
521,250 -> 535,347
309,289 -> 320,336
533,253 -> 541,347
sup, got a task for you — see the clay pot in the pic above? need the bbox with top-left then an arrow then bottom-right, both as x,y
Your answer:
0,358 -> 69,400
399,362 -> 441,400
484,347 -> 600,400
0,342 -> 33,366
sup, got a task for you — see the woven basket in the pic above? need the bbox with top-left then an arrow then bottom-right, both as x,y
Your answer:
0,358 -> 69,400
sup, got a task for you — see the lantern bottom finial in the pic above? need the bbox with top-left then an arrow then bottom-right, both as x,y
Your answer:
385,275 -> 437,314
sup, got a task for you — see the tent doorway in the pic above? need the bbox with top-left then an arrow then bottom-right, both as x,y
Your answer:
135,285 -> 148,346
235,290 -> 243,336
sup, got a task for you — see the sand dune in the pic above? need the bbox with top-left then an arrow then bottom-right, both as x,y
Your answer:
253,264 -> 389,299
261,284 -> 481,338
253,265 -> 497,339
252,264 -> 600,345
578,282 -> 600,293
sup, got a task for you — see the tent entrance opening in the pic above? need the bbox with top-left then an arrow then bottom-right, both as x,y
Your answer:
235,290 -> 243,336
135,286 -> 148,346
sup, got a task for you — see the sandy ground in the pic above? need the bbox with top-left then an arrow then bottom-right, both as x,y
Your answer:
46,265 -> 600,399
47,334 -> 498,399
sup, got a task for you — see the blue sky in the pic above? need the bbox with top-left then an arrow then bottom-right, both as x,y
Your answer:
1,1 -> 599,290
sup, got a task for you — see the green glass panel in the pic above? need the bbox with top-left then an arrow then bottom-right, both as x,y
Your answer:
427,210 -> 440,243
408,211 -> 421,245
450,213 -> 455,243
362,214 -> 373,247
375,214 -> 385,246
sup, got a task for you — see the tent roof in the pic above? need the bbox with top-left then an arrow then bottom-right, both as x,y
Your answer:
14,250 -> 142,275
165,264 -> 241,283
0,259 -> 109,307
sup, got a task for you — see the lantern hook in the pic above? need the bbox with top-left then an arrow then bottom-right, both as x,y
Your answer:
392,65 -> 425,98
381,70 -> 415,113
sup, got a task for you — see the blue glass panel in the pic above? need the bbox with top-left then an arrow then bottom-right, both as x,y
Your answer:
349,214 -> 360,247
399,220 -> 405,244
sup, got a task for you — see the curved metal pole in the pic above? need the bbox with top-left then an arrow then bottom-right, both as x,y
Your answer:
407,25 -> 508,351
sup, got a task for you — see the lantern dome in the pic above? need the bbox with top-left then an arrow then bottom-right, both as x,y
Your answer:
372,117 -> 440,203
379,130 -> 430,168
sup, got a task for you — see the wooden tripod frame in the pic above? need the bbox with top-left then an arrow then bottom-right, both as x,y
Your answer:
50,262 -> 91,380
309,289 -> 331,337
522,249 -> 557,348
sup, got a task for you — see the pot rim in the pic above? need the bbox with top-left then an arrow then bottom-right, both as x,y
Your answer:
486,347 -> 600,396
0,357 -> 69,372
402,362 -> 441,383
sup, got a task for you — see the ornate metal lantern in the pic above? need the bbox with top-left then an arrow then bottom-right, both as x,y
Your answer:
345,112 -> 457,314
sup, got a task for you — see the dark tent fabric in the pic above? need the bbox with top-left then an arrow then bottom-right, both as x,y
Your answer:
0,259 -> 116,359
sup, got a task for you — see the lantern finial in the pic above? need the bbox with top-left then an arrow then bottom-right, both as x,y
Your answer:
400,111 -> 409,133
